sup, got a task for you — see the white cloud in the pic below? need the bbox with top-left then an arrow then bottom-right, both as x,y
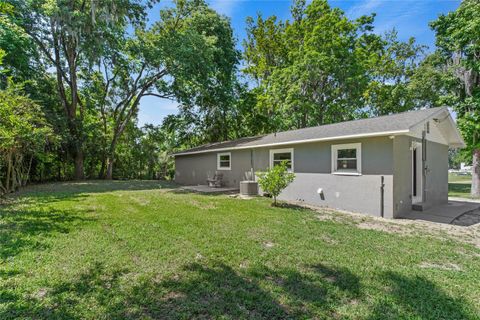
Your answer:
345,0 -> 384,18
210,0 -> 243,17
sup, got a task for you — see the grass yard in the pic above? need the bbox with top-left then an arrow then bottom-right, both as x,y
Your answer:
1,181 -> 479,319
448,173 -> 476,199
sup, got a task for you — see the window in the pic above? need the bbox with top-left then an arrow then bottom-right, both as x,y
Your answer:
331,143 -> 361,175
269,148 -> 294,172
217,152 -> 231,170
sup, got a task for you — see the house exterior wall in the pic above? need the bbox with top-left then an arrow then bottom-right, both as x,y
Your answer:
174,149 -> 252,188
278,173 -> 394,217
425,141 -> 449,206
250,137 -> 394,218
392,135 -> 449,217
176,136 -> 395,217
174,134 -> 448,219
393,135 -> 413,217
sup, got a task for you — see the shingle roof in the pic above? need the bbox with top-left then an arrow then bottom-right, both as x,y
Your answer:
174,107 -> 449,156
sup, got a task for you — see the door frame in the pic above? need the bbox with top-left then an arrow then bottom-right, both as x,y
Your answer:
411,141 -> 423,204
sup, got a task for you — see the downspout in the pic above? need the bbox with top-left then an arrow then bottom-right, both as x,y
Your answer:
380,175 -> 385,218
422,128 -> 427,203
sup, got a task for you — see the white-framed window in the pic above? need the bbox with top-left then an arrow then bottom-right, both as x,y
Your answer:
331,143 -> 361,175
217,152 -> 231,170
269,148 -> 294,172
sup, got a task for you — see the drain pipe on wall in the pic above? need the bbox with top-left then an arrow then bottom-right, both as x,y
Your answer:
422,128 -> 427,203
380,176 -> 385,218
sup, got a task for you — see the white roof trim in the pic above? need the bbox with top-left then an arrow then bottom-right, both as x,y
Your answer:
173,130 -> 409,156
408,107 -> 465,148
407,107 -> 446,131
445,112 -> 466,148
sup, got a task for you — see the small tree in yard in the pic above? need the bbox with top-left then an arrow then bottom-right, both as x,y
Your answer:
256,161 -> 295,206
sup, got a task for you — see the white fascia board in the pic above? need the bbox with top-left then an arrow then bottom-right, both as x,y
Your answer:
408,107 -> 466,148
445,113 -> 466,148
173,130 -> 410,156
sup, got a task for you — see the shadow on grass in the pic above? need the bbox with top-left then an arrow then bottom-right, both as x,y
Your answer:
20,180 -> 177,195
0,180 -> 178,207
0,180 -> 175,264
0,260 -> 474,319
0,262 -> 288,319
0,205 -> 95,261
3,257 -> 473,320
274,202 -> 312,212
248,263 -> 361,318
367,271 -> 472,320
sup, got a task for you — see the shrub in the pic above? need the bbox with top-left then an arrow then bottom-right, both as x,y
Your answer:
256,161 -> 295,206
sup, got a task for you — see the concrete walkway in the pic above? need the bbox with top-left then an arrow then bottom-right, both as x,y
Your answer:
448,197 -> 480,203
401,200 -> 480,226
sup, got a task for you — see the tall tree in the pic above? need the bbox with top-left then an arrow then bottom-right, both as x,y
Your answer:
243,0 -> 428,132
18,0 -> 146,179
99,0 -> 238,178
0,80 -> 53,195
244,0 -> 382,130
365,30 -> 427,116
430,0 -> 480,197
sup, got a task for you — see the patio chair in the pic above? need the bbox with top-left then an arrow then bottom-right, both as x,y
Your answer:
207,172 -> 223,188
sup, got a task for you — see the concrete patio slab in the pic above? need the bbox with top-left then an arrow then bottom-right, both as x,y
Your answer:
180,185 -> 239,194
400,200 -> 480,226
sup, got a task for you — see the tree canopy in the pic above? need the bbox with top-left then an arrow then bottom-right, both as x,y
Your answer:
0,0 -> 477,194
428,0 -> 480,196
242,0 -> 428,131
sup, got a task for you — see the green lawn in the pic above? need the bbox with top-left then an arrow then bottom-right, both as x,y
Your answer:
448,173 -> 476,199
1,181 -> 479,319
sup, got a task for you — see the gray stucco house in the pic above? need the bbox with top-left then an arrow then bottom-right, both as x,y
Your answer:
173,107 -> 464,218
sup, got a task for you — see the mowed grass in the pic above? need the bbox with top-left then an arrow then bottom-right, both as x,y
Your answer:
1,181 -> 479,319
448,173 -> 476,199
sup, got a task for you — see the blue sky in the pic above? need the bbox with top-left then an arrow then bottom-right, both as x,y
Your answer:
138,0 -> 461,127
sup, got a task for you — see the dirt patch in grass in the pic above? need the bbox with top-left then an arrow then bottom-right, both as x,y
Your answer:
456,247 -> 480,258
129,196 -> 151,206
289,201 -> 480,248
31,288 -> 48,300
161,291 -> 186,301
317,234 -> 338,245
419,262 -> 462,271
189,199 -> 217,210
356,221 -> 413,236
263,241 -> 275,249
354,215 -> 480,248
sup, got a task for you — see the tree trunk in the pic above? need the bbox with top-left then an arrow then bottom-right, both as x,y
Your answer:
73,151 -> 84,180
106,156 -> 114,180
98,156 -> 106,179
0,179 -> 6,196
5,151 -> 12,193
472,149 -> 480,197
105,136 -> 119,180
